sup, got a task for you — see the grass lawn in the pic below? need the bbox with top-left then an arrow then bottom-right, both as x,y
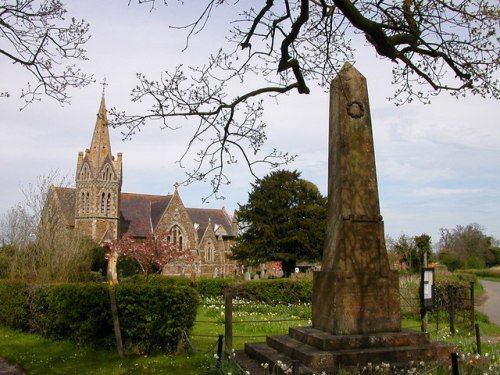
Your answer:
0,298 -> 499,375
0,325 -> 208,374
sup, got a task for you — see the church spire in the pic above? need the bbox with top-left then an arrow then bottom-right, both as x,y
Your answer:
89,94 -> 112,169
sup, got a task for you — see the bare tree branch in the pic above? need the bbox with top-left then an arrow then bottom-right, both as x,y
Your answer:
111,0 -> 499,198
0,0 -> 93,107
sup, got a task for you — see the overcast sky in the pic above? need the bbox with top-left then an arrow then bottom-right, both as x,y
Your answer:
1,1 -> 499,245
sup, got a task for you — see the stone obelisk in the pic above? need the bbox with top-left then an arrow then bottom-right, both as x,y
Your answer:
312,62 -> 400,334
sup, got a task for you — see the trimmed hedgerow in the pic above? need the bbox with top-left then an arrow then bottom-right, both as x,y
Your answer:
230,278 -> 313,304
0,280 -> 199,353
116,283 -> 199,353
32,283 -> 112,347
194,278 -> 238,299
0,280 -> 30,330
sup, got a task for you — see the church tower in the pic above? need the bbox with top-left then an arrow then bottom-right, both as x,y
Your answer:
75,95 -> 122,242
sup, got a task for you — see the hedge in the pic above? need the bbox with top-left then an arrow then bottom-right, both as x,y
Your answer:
116,283 -> 199,353
0,280 -> 199,353
0,280 -> 30,330
121,275 -> 313,304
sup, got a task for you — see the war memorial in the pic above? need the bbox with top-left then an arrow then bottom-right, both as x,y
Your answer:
237,63 -> 454,374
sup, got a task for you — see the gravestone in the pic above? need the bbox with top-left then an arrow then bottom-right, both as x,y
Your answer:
238,63 -> 454,374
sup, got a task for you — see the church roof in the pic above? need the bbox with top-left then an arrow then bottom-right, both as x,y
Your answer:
53,188 -> 234,240
120,193 -> 235,239
119,193 -> 174,237
186,208 -> 233,238
52,187 -> 76,226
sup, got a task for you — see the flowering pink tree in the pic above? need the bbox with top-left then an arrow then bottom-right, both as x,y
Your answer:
108,232 -> 193,281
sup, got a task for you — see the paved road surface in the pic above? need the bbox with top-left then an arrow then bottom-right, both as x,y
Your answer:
477,280 -> 500,326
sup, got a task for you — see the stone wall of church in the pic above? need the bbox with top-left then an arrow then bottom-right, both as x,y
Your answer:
75,218 -> 119,243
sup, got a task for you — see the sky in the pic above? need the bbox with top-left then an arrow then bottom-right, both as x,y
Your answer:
0,1 -> 499,246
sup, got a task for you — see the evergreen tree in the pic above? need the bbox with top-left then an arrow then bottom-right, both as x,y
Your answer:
232,170 -> 326,276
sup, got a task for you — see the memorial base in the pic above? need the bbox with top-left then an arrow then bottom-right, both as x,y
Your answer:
238,327 -> 454,375
312,270 -> 400,334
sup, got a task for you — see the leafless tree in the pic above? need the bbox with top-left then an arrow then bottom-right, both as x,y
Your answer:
0,171 -> 92,282
0,203 -> 33,248
110,0 -> 499,198
0,0 -> 93,106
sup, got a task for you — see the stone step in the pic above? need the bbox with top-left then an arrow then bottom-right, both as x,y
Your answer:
245,342 -> 317,375
233,349 -> 268,375
289,327 -> 431,350
258,334 -> 454,371
323,342 -> 454,369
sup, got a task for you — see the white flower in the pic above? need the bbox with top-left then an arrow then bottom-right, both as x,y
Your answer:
245,371 -> 250,375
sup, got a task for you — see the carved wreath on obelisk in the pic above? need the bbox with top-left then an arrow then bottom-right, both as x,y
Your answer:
347,100 -> 365,119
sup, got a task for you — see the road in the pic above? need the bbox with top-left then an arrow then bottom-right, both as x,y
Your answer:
477,280 -> 500,326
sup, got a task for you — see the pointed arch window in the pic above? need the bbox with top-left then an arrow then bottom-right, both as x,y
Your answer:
100,192 -> 106,213
80,192 -> 85,214
86,192 -> 90,213
80,164 -> 91,180
106,193 -> 112,214
169,225 -> 184,250
101,164 -> 114,181
206,240 -> 215,262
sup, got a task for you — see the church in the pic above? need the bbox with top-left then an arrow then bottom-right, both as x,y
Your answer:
46,95 -> 239,278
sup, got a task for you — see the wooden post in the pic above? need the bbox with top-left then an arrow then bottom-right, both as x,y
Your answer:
449,287 -> 456,335
475,323 -> 482,355
292,360 -> 299,375
108,283 -> 124,357
470,281 -> 475,329
224,290 -> 233,354
450,352 -> 460,375
217,335 -> 223,365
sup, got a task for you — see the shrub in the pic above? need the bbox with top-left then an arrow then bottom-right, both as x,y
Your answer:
0,280 -> 30,330
0,280 -> 199,353
433,271 -> 472,311
35,283 -> 112,347
458,268 -> 500,280
194,278 -> 238,298
116,283 -> 199,353
235,278 -> 313,304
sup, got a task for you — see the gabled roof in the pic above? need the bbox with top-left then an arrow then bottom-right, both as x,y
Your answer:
119,193 -> 172,238
186,207 -> 234,239
50,187 -> 234,242
52,187 -> 76,226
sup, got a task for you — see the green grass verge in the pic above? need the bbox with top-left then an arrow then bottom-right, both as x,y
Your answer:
1,299 -> 499,375
0,325 -> 208,375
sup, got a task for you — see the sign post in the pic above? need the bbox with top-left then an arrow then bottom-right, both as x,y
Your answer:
420,267 -> 435,332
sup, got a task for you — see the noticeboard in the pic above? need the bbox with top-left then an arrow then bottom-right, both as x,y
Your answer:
421,267 -> 435,310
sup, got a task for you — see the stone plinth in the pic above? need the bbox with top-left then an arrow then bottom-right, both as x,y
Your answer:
240,327 -> 454,374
